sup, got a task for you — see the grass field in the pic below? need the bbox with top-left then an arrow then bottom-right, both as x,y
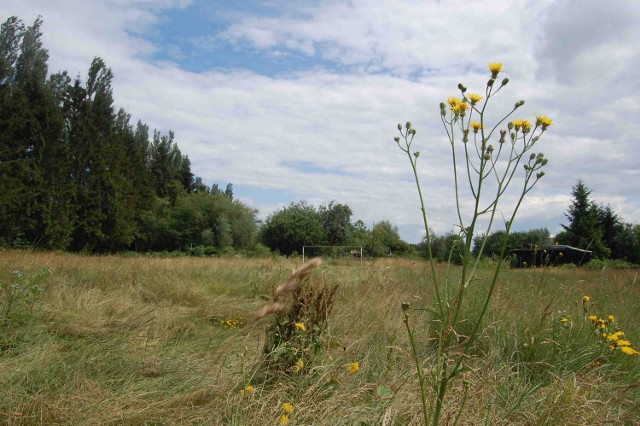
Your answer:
1,250 -> 639,425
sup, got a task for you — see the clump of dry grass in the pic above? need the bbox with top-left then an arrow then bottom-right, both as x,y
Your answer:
251,258 -> 341,377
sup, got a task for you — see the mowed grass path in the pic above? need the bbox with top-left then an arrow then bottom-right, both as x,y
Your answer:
1,251 -> 638,425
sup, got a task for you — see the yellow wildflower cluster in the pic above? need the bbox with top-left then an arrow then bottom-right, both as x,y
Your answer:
535,114 -> 553,130
279,403 -> 294,425
587,306 -> 639,356
511,119 -> 533,133
447,97 -> 469,115
348,361 -> 360,374
294,322 -> 306,332
219,318 -> 244,329
293,358 -> 304,373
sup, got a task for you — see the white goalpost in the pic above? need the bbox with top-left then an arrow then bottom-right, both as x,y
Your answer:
302,245 -> 363,265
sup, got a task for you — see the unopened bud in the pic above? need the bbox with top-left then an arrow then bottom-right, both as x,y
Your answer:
457,83 -> 467,93
532,136 -> 539,143
508,122 -> 514,130
541,159 -> 548,166
510,132 -> 516,141
401,302 -> 411,311
529,153 -> 536,160
487,79 -> 494,87
524,164 -> 531,171
397,123 -> 402,130
410,128 -> 416,135
406,121 -> 412,129
487,144 -> 494,152
536,172 -> 545,179
463,129 -> 469,143
501,78 -> 509,86
394,136 -> 400,143
413,151 -> 420,157
483,153 -> 491,160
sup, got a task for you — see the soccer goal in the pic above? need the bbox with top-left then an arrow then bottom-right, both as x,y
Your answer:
302,245 -> 363,265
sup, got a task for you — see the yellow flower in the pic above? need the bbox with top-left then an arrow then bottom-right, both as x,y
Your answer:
348,362 -> 360,374
295,322 -> 306,331
582,295 -> 590,303
448,97 -> 461,107
282,403 -> 294,414
607,334 -> 620,342
470,121 -> 482,133
279,414 -> 290,425
608,315 -> 615,323
245,385 -> 255,393
468,93 -> 483,104
294,358 -> 304,372
587,315 -> 597,322
488,62 -> 503,77
616,339 -> 632,347
535,114 -> 553,129
560,317 -> 570,324
620,346 -> 639,356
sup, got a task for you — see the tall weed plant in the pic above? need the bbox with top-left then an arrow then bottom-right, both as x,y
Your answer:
395,62 -> 553,425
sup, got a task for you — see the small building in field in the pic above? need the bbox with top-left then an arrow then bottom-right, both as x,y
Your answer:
510,244 -> 592,268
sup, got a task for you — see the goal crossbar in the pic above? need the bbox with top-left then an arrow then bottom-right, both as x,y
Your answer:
302,245 -> 363,265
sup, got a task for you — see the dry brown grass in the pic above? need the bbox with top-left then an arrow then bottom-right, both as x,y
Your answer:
0,250 -> 638,424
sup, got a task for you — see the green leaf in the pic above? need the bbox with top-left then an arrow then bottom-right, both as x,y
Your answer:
376,384 -> 392,399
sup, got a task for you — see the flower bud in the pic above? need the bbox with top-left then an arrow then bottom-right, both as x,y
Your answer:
510,132 -> 516,141
532,136 -> 539,143
394,136 -> 400,143
524,164 -> 531,171
483,153 -> 491,160
397,123 -> 402,130
463,129 -> 469,143
499,130 -> 507,143
406,121 -> 412,129
487,79 -> 494,87
536,172 -> 545,179
507,122 -> 514,130
487,144 -> 494,152
541,159 -> 548,166
413,151 -> 420,157
501,78 -> 509,86
530,153 -> 536,160
457,83 -> 467,93
401,302 -> 411,311
410,128 -> 416,135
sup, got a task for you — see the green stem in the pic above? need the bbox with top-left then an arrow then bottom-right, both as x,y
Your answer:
403,310 -> 430,426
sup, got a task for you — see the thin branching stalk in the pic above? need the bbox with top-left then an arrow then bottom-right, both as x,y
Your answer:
394,63 -> 553,426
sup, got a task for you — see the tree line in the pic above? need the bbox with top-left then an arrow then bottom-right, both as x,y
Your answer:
0,16 -> 257,253
555,181 -> 640,263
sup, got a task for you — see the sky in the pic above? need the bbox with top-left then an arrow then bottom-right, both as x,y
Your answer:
3,0 -> 639,243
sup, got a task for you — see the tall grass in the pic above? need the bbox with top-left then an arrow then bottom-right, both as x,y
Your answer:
1,250 -> 638,424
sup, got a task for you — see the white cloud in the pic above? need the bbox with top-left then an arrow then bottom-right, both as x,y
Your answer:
2,0 -> 639,243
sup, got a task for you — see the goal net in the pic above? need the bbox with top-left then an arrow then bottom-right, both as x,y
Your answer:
302,245 -> 363,264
